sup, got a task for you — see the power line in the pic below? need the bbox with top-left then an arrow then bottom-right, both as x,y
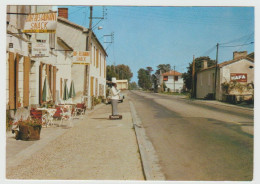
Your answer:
219,42 -> 254,48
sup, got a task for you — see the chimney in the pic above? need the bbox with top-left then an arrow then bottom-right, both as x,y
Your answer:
233,51 -> 248,60
202,60 -> 208,69
58,8 -> 68,19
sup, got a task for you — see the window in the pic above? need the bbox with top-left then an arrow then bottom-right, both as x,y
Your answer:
163,76 -> 168,81
174,76 -> 178,81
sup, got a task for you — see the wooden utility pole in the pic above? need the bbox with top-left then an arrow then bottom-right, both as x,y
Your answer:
214,43 -> 219,100
84,6 -> 93,96
192,55 -> 195,98
173,65 -> 176,92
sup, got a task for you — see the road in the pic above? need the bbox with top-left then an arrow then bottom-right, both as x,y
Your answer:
128,90 -> 253,181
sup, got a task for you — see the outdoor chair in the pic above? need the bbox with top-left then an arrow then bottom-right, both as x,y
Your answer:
59,106 -> 72,127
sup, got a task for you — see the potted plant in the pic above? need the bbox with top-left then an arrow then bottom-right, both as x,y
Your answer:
10,118 -> 42,141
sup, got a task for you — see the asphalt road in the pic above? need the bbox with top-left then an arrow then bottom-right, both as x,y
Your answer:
128,90 -> 253,181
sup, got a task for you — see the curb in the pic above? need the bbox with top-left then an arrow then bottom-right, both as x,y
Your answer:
129,100 -> 165,180
146,91 -> 253,111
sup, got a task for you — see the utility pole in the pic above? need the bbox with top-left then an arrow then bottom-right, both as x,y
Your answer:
192,55 -> 195,98
214,43 -> 219,100
84,6 -> 93,104
173,65 -> 176,92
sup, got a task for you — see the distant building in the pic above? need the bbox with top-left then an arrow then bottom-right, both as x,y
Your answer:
160,70 -> 184,92
196,51 -> 254,101
116,80 -> 128,90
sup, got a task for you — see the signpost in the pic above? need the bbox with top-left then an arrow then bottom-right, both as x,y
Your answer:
22,12 -> 57,33
230,73 -> 247,82
32,42 -> 49,57
72,51 -> 90,64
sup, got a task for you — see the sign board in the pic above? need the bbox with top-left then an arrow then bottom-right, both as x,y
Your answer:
72,51 -> 90,64
22,12 -> 57,33
9,43 -> 13,48
32,42 -> 49,57
230,73 -> 247,82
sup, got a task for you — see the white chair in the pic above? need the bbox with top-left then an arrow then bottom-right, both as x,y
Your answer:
59,106 -> 72,127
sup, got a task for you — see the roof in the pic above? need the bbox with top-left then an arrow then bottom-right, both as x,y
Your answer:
57,17 -> 108,56
57,37 -> 73,51
162,70 -> 182,76
116,80 -> 128,82
199,55 -> 254,73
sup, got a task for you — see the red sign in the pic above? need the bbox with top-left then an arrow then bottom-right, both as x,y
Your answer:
230,73 -> 247,82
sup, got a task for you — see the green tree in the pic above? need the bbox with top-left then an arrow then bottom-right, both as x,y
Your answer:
107,64 -> 133,82
115,64 -> 133,81
138,68 -> 152,90
182,56 -> 216,91
106,65 -> 119,81
155,64 -> 171,75
129,81 -> 138,90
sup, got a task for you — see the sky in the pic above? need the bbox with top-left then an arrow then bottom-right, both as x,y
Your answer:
56,6 -> 254,83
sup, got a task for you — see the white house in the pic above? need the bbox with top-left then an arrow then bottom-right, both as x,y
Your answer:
57,8 -> 107,108
116,79 -> 128,90
196,51 -> 254,101
6,5 -> 57,111
160,70 -> 184,92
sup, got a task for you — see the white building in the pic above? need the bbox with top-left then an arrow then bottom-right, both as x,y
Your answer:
196,51 -> 254,101
6,5 -> 57,111
57,8 -> 107,108
116,80 -> 128,90
160,70 -> 184,92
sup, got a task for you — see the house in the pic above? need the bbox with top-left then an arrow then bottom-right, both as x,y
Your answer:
116,79 -> 128,90
56,8 -> 107,108
196,51 -> 254,101
6,5 -> 57,112
160,70 -> 184,92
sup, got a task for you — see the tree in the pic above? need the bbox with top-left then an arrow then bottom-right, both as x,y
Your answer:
138,68 -> 152,90
115,64 -> 133,81
106,64 -> 133,82
182,56 -> 216,91
106,65 -> 119,81
155,64 -> 171,75
129,82 -> 138,90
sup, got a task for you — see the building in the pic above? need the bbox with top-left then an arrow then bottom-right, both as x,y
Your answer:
160,70 -> 184,92
6,5 -> 57,112
57,8 -> 107,108
196,51 -> 254,101
116,80 -> 128,90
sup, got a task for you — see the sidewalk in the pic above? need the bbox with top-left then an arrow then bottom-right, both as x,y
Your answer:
6,99 -> 144,180
155,92 -> 254,111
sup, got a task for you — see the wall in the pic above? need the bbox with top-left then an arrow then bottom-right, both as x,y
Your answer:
196,68 -> 215,99
217,58 -> 254,100
161,75 -> 184,92
56,43 -> 73,104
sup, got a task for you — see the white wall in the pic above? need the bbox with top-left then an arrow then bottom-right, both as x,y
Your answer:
160,75 -> 184,92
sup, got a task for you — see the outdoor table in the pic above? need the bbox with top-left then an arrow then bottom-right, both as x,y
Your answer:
36,108 -> 57,127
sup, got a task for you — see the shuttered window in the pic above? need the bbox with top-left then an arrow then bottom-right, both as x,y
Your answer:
60,78 -> 63,98
23,56 -> 30,107
15,53 -> 20,108
90,77 -> 94,97
53,66 -> 56,102
9,52 -> 15,109
39,63 -> 43,104
96,49 -> 99,68
104,58 -> 106,78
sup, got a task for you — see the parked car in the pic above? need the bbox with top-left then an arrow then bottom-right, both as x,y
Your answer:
107,93 -> 125,104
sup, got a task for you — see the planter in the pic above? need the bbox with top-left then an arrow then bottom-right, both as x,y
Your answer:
18,124 -> 42,141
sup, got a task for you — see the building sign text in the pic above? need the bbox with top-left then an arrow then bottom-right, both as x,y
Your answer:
32,42 -> 49,57
72,51 -> 90,64
230,73 -> 247,82
23,12 -> 57,33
